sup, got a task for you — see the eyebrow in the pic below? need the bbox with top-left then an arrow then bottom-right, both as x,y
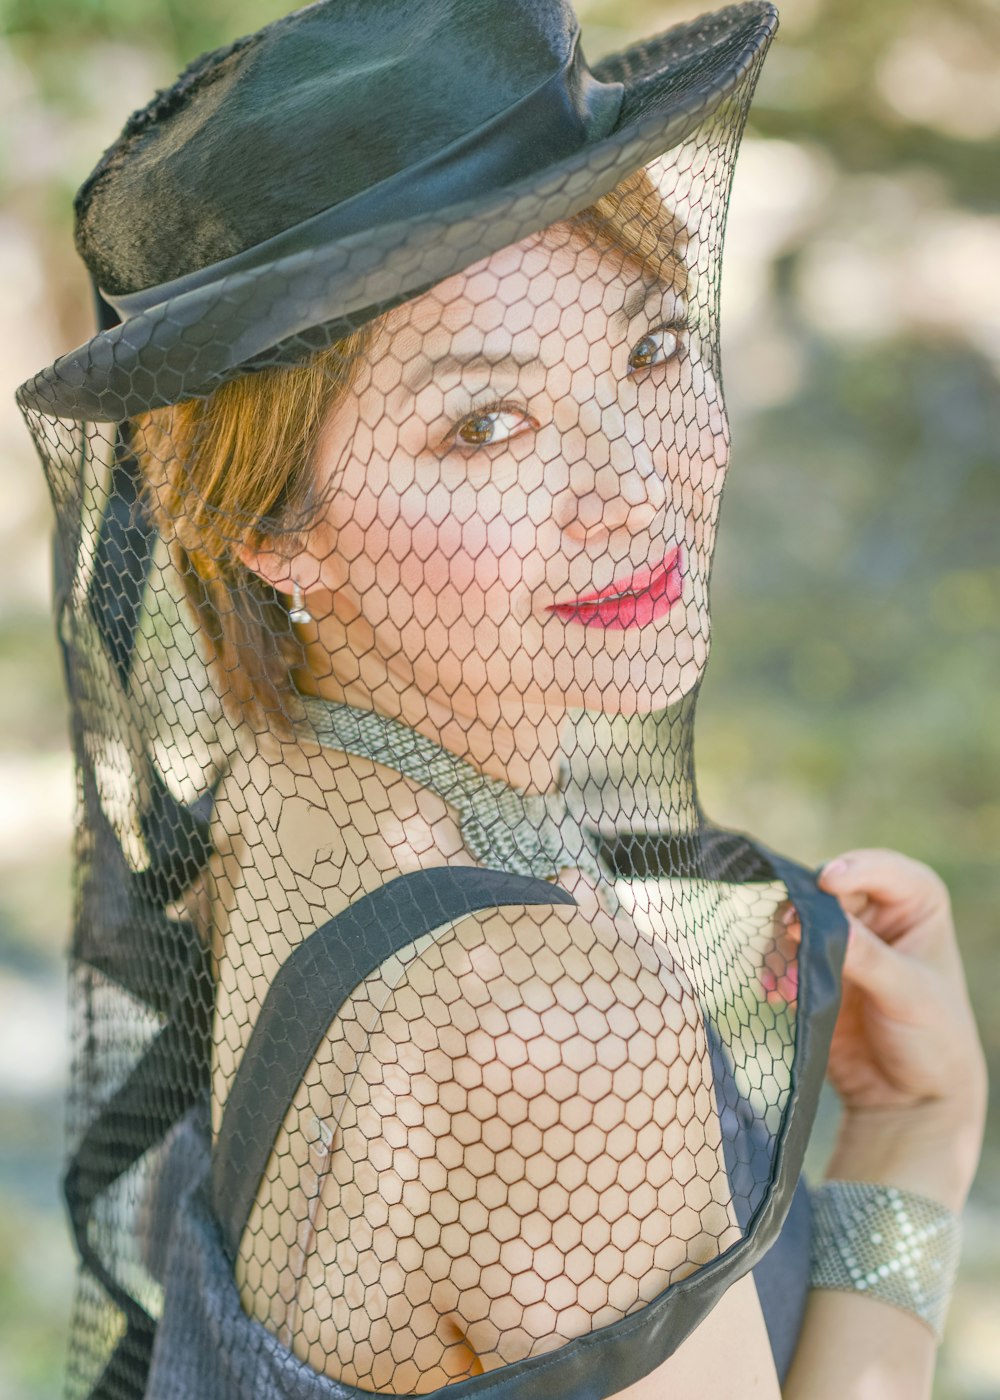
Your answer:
401,350 -> 541,395
612,280 -> 682,333
396,279 -> 684,395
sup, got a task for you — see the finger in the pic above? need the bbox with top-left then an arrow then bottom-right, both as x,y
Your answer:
763,910 -> 800,1003
777,901 -> 801,933
817,848 -> 950,936
840,914 -> 927,1022
775,903 -> 802,957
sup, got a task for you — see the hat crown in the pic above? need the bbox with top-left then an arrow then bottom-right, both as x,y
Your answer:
75,0 -> 590,297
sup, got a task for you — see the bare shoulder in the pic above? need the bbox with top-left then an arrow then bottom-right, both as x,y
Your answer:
360,897 -> 708,1127
291,900 -> 740,1392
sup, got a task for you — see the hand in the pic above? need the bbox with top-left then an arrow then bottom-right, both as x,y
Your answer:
779,847 -> 988,1210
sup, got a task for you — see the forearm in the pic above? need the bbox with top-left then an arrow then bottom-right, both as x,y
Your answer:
782,1099 -> 984,1400
783,1287 -> 935,1400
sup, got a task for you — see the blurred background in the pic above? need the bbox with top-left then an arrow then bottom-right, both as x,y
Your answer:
1,0 -> 997,1395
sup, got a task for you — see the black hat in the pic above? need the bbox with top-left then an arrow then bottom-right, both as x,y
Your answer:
19,0 -> 778,421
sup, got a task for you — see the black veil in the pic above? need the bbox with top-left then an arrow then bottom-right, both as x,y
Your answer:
17,4 -> 848,1396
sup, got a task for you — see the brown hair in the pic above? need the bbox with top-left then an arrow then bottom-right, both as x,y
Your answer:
134,170 -> 689,735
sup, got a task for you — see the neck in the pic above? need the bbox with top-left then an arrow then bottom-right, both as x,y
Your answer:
294,614 -> 568,797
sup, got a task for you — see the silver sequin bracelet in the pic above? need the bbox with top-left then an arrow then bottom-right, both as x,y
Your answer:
809,1180 -> 963,1342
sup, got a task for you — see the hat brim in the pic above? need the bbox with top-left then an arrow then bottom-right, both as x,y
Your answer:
19,2 -> 777,423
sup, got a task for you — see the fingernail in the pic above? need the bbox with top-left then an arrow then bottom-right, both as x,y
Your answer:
821,858 -> 848,879
780,905 -> 797,926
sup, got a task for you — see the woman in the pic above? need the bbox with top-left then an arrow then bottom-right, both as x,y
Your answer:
141,171 -> 758,1384
18,2 -> 986,1398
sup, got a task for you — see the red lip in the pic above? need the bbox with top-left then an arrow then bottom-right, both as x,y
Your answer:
560,546 -> 686,607
545,546 -> 684,629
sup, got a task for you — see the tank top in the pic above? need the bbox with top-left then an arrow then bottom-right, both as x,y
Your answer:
144,697 -> 813,1397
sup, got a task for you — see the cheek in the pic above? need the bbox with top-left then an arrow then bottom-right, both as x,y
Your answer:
394,482 -> 546,635
385,478 -> 499,606
330,432 -> 538,618
406,506 -> 529,608
638,356 -> 729,492
689,354 -> 730,451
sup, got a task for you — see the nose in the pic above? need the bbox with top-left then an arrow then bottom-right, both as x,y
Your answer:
551,408 -> 665,543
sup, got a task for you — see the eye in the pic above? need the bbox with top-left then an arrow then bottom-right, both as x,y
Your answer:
451,401 -> 535,449
627,323 -> 685,373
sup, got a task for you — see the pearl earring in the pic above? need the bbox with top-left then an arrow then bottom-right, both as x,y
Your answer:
288,581 -> 313,626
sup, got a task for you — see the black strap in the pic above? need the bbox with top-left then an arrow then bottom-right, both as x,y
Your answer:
213,864 -> 577,1259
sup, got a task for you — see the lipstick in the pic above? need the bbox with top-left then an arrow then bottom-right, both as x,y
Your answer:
546,546 -> 684,629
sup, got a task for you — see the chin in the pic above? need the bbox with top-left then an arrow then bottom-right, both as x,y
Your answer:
525,629 -> 710,716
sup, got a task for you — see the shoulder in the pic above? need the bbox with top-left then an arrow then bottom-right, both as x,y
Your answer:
319,898 -> 739,1373
357,895 -> 707,1113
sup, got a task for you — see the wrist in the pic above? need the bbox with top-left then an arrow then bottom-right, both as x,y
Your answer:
809,1179 -> 962,1344
825,1100 -> 984,1214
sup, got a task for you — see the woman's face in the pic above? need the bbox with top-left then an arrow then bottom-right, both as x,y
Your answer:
306,221 -> 729,720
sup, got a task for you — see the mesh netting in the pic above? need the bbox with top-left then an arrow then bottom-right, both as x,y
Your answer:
17,4 -> 848,1398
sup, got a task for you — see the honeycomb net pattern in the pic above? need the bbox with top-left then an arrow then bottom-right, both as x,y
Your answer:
17,20 -> 817,1400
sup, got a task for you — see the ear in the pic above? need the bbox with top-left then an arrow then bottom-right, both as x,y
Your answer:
234,510 -> 340,597
234,541 -> 320,596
